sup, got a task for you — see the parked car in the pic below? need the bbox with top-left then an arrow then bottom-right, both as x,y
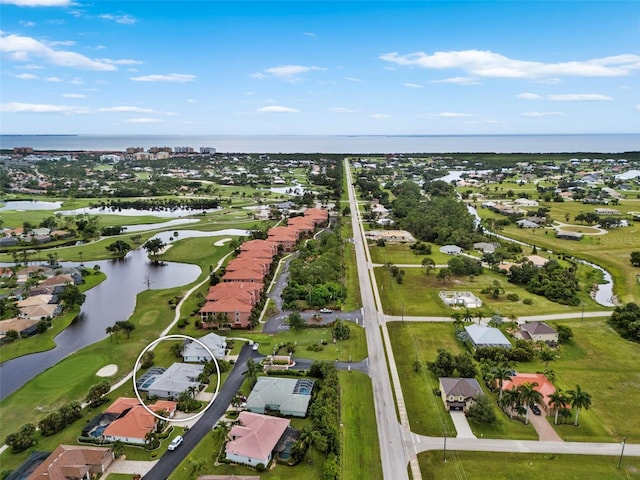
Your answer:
319,308 -> 332,313
529,403 -> 542,416
168,435 -> 183,450
252,342 -> 260,351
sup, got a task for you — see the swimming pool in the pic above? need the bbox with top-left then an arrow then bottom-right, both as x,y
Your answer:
90,425 -> 106,437
140,377 -> 157,390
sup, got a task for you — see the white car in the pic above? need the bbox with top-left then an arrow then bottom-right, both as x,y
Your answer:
319,308 -> 332,313
168,435 -> 183,451
252,342 -> 260,351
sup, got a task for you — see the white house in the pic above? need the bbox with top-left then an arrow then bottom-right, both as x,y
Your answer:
182,333 -> 227,361
439,245 -> 463,255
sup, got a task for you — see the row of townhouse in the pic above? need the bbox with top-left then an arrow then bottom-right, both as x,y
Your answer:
198,208 -> 329,329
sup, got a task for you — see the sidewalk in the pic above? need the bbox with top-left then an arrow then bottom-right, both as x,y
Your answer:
103,458 -> 157,478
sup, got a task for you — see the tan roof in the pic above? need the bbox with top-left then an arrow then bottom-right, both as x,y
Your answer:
27,445 -> 112,480
17,294 -> 54,307
38,274 -> 73,287
226,412 -> 290,461
20,303 -> 58,319
0,317 -> 38,334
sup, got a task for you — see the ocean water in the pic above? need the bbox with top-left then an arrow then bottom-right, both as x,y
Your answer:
0,134 -> 638,154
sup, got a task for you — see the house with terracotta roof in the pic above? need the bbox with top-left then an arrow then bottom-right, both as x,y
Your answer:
267,226 -> 298,252
205,282 -> 261,305
303,207 -> 329,226
240,239 -> 278,257
99,398 -> 177,445
286,216 -> 316,236
225,411 -> 291,468
199,296 -> 253,328
222,268 -> 265,283
226,257 -> 270,277
502,373 -> 556,412
439,377 -> 484,412
26,445 -> 113,480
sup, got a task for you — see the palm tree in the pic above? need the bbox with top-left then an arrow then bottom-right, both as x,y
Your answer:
539,348 -> 555,369
517,382 -> 543,424
567,384 -> 592,426
462,308 -> 473,323
501,387 -> 520,418
548,389 -> 569,425
492,364 -> 512,401
450,312 -> 464,331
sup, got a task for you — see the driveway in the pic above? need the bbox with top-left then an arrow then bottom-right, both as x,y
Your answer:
449,410 -> 476,439
528,409 -> 563,441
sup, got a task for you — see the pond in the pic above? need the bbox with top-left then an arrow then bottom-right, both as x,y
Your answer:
60,206 -> 222,218
0,228 -> 248,400
0,200 -> 62,211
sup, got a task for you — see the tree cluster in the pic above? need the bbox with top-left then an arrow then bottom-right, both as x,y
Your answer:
282,234 -> 345,308
427,349 -> 477,378
607,302 -> 640,342
37,401 -> 82,437
447,255 -> 483,276
508,260 -> 580,305
84,380 -> 111,408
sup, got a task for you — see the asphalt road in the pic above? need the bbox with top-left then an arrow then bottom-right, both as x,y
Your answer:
345,159 -> 411,480
142,345 -> 261,480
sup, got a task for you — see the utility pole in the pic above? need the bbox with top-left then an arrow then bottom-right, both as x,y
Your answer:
443,427 -> 447,463
618,436 -> 626,469
401,300 -> 405,326
144,275 -> 152,290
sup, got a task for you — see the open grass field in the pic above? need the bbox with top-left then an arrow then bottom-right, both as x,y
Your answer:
388,318 -> 640,443
340,219 -> 362,311
417,451 -> 640,480
474,200 -> 640,304
369,242 -> 452,266
387,322 -> 536,439
340,371 -> 382,480
375,266 -> 605,318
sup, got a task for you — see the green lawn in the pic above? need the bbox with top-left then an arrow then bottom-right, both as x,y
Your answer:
341,219 -> 362,311
375,266 -> 605,317
474,200 -> 640,304
340,371 -> 382,480
369,242 -> 451,266
387,322 -> 537,439
418,451 -> 640,480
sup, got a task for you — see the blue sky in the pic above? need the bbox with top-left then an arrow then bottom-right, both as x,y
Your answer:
1,1 -> 639,135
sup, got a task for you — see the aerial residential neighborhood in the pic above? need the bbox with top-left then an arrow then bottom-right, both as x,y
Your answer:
0,147 -> 639,480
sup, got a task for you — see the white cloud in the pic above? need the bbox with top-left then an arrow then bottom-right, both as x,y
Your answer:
44,76 -> 63,82
257,105 -> 299,113
253,64 -> 325,81
15,72 -> 37,79
424,112 -> 474,118
125,117 -> 163,123
521,111 -> 565,117
518,92 -> 544,100
0,0 -> 73,6
46,39 -> 75,47
304,32 -> 317,37
186,98 -> 197,103
345,77 -> 362,82
0,33 -> 117,70
634,104 -> 640,112
99,106 -> 154,113
370,113 -> 391,119
19,20 -> 36,27
21,64 -> 43,69
404,82 -> 423,88
98,14 -> 137,25
69,76 -> 83,84
430,76 -> 480,85
547,94 -> 612,101
380,49 -> 640,78
328,107 -> 354,113
62,93 -> 86,98
130,73 -> 195,82
99,58 -> 142,65
0,102 -> 88,114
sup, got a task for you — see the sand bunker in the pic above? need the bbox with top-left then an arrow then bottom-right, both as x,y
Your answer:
96,364 -> 118,377
214,238 -> 232,247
